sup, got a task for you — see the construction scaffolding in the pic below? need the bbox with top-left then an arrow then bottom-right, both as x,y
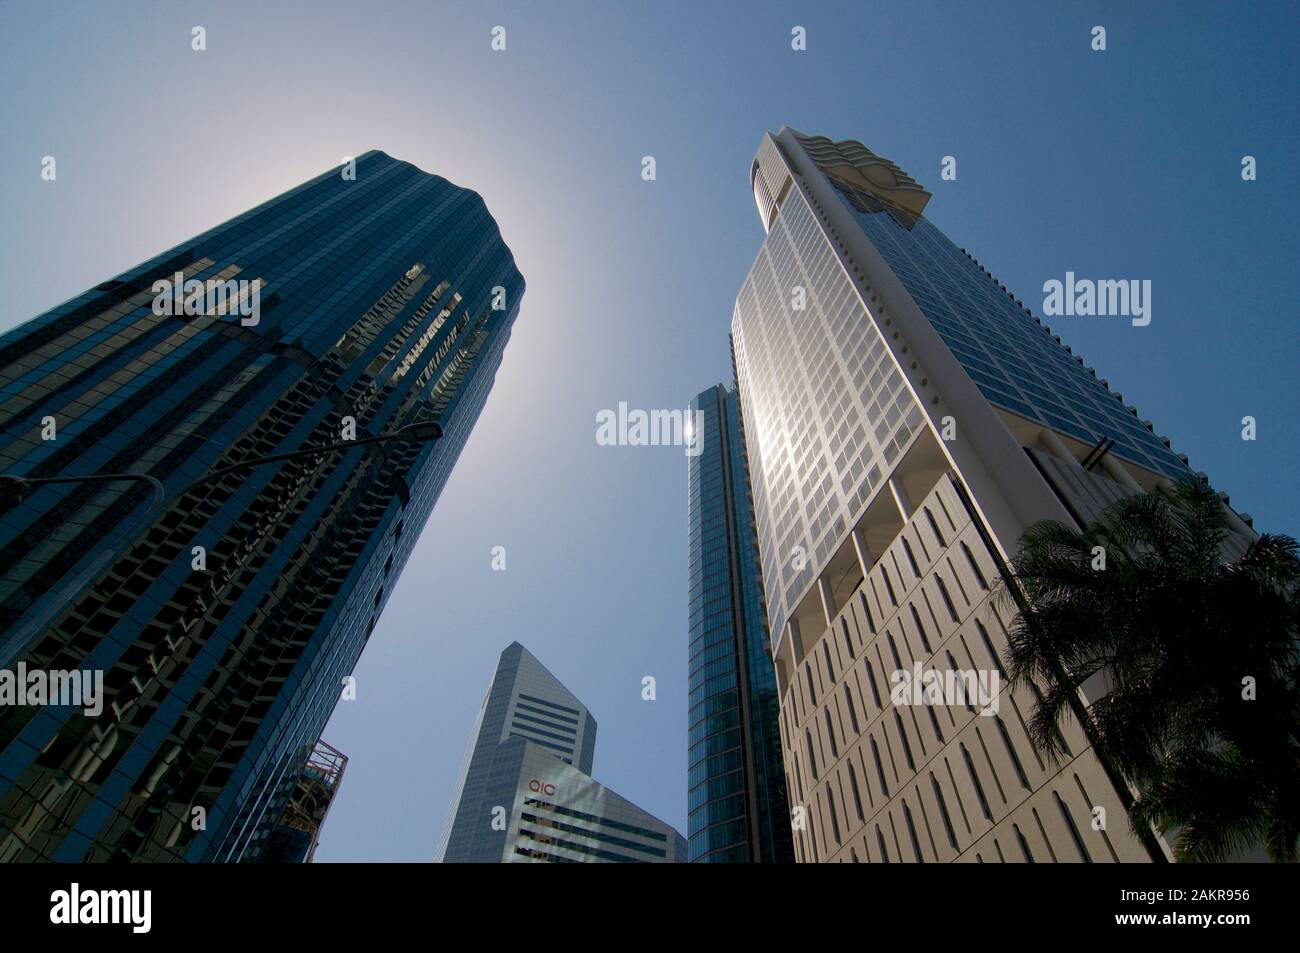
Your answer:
270,739 -> 348,863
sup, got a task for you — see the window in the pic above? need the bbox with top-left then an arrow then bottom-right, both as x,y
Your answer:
1013,823 -> 1035,863
961,542 -> 988,590
1055,792 -> 1093,863
902,537 -> 922,579
826,787 -> 842,844
848,763 -> 865,821
925,703 -> 944,744
931,774 -> 959,850
909,604 -> 932,653
881,564 -> 898,606
975,619 -> 1005,678
995,716 -> 1031,790
858,591 -> 876,634
935,573 -> 960,623
961,743 -> 994,821
894,711 -> 916,772
839,617 -> 855,659
902,800 -> 925,862
843,684 -> 860,733
871,737 -> 890,797
824,710 -> 839,758
886,632 -> 903,669
946,651 -> 975,715
864,659 -> 882,708
924,506 -> 946,546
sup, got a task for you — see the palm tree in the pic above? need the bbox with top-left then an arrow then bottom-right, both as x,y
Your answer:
1001,477 -> 1300,862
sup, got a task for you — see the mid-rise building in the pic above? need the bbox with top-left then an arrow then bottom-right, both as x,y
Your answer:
0,151 -> 524,861
686,384 -> 794,862
730,128 -> 1253,862
435,642 -> 685,863
258,739 -> 348,863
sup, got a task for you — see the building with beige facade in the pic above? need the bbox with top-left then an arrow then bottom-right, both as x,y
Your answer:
729,128 -> 1254,863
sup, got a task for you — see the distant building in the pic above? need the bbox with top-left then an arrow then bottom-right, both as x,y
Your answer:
686,383 -> 794,862
259,740 -> 348,863
435,643 -> 685,863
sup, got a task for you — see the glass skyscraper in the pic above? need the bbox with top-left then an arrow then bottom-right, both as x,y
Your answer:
731,127 -> 1253,863
436,642 -> 685,863
0,151 -> 524,861
686,384 -> 793,862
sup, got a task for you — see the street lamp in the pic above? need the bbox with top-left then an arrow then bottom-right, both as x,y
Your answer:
0,419 -> 441,510
0,419 -> 442,666
186,419 -> 441,488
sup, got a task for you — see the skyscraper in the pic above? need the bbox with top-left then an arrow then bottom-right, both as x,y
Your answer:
0,151 -> 524,861
731,128 -> 1252,862
435,642 -> 686,863
686,384 -> 793,862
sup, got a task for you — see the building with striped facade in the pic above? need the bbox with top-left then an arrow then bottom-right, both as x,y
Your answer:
435,642 -> 685,863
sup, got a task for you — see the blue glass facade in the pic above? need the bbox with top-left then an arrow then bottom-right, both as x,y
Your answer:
0,151 -> 523,861
687,384 -> 793,862
819,170 -> 1190,479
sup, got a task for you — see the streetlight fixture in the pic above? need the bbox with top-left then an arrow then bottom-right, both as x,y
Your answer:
0,418 -> 442,665
187,419 -> 442,488
0,419 -> 441,510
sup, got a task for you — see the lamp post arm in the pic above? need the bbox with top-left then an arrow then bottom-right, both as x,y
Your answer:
0,420 -> 438,666
191,432 -> 398,489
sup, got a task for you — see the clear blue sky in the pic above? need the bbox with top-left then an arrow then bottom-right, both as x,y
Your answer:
1,1 -> 1296,861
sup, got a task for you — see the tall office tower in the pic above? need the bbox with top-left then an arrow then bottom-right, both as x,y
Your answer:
686,384 -> 793,862
435,642 -> 686,863
0,151 -> 524,861
731,128 -> 1253,863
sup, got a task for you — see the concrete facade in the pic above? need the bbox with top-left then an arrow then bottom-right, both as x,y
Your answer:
731,128 -> 1254,863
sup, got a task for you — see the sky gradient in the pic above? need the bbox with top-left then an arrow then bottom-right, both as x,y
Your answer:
1,1 -> 1296,861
